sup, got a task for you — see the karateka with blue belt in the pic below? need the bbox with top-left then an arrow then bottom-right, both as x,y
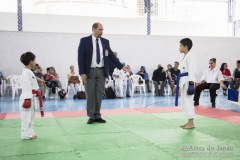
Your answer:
176,38 -> 196,129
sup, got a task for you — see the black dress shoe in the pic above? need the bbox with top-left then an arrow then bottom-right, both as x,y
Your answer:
95,118 -> 106,123
87,118 -> 95,124
194,102 -> 199,106
212,104 -> 216,108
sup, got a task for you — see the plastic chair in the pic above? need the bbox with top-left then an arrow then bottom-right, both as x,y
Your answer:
164,82 -> 171,96
0,79 -> 3,96
149,75 -> 155,96
11,75 -> 22,100
3,75 -> 16,95
129,75 -> 146,96
200,89 -> 220,107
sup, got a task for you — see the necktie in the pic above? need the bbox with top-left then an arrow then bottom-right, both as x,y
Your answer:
96,38 -> 100,64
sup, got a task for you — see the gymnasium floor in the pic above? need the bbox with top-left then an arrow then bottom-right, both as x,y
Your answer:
0,91 -> 240,160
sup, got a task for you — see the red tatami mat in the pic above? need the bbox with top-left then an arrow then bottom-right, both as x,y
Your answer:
5,112 -> 21,120
0,113 -> 7,120
195,106 -> 240,124
1,106 -> 240,124
52,110 -> 87,117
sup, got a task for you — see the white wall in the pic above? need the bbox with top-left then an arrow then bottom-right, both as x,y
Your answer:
0,31 -> 239,89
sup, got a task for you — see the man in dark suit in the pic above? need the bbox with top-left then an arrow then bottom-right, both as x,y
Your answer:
78,22 -> 128,124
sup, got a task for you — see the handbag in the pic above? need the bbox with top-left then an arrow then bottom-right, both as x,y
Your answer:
228,89 -> 239,102
77,91 -> 86,99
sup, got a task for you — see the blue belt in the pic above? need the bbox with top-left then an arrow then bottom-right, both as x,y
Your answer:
175,72 -> 188,106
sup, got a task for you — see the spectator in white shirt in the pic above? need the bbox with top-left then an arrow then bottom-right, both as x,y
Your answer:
194,58 -> 227,108
67,65 -> 80,99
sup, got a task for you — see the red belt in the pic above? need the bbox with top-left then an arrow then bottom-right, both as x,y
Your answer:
32,90 -> 44,117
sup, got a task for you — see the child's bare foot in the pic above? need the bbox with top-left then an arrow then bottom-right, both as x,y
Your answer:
30,135 -> 37,139
183,123 -> 195,129
180,123 -> 188,128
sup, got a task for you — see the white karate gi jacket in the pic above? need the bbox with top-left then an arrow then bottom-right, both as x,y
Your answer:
19,68 -> 39,110
113,68 -> 124,86
179,52 -> 196,88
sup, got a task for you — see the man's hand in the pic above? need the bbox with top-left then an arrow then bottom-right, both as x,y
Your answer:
222,85 -> 227,90
159,81 -> 163,85
196,80 -> 205,86
220,80 -> 227,90
221,84 -> 227,89
122,65 -> 130,72
81,74 -> 87,85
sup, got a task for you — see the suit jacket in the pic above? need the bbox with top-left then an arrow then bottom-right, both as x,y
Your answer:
78,35 -> 124,77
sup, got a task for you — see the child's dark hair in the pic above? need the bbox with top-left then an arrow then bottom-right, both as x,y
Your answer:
237,60 -> 240,64
180,38 -> 193,51
20,52 -> 36,66
210,58 -> 216,63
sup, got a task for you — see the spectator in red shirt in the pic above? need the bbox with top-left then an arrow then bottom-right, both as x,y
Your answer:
220,63 -> 231,96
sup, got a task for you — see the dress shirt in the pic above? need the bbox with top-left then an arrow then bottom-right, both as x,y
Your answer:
201,67 -> 224,83
91,35 -> 104,68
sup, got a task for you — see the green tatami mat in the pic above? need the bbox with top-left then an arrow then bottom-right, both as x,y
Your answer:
0,112 -> 239,160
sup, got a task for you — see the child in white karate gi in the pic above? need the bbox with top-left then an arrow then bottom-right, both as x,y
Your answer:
113,68 -> 124,98
123,71 -> 129,97
178,38 -> 196,129
19,52 -> 40,139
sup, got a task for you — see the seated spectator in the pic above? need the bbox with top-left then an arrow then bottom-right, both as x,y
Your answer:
125,65 -> 133,97
194,58 -> 227,108
0,71 -> 7,97
67,65 -> 80,99
220,63 -> 231,95
168,62 -> 180,95
152,65 -> 166,96
44,67 -> 62,99
136,66 -> 151,92
230,60 -> 240,90
113,68 -> 124,98
165,64 -> 172,84
33,64 -> 46,100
